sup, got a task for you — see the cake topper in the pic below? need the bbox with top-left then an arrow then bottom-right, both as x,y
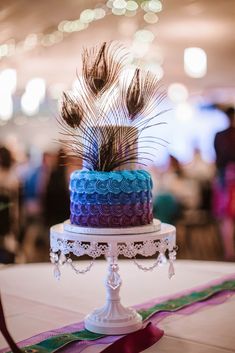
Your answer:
58,41 -> 167,171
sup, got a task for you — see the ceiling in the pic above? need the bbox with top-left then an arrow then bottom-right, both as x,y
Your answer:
0,0 -> 235,102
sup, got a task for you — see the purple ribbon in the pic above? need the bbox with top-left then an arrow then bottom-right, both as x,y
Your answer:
99,323 -> 164,353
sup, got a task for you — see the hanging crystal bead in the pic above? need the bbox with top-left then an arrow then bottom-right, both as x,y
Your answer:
50,252 -> 58,264
107,264 -> 121,290
158,252 -> 168,266
168,261 -> 175,279
54,264 -> 61,280
59,253 -> 67,265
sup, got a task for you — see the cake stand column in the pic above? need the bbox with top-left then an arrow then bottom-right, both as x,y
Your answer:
84,244 -> 143,335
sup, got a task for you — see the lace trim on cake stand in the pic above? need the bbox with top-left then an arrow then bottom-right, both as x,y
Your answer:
50,236 -> 177,281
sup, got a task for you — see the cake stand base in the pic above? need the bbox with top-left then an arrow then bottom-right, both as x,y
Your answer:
85,309 -> 142,335
85,257 -> 143,334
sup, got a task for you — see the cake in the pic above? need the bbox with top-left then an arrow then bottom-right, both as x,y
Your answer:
59,42 -> 163,229
70,170 -> 153,227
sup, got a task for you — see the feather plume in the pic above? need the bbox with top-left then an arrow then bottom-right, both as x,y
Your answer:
58,42 -> 168,171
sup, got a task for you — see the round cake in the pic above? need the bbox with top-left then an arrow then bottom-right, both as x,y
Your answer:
70,170 -> 153,227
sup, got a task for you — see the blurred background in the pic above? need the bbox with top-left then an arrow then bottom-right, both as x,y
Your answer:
0,0 -> 235,264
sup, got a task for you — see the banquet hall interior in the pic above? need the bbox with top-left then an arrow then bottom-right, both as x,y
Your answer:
0,0 -> 235,265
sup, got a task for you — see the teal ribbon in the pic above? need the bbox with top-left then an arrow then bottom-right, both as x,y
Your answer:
138,279 -> 235,320
19,330 -> 104,353
6,279 -> 235,353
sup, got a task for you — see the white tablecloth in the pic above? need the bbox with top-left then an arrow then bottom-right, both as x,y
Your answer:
0,259 -> 235,352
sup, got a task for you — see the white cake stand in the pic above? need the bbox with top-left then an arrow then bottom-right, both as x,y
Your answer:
50,219 -> 177,335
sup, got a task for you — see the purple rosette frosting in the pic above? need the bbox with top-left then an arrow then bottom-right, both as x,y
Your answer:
87,215 -> 99,227
108,216 -> 121,227
98,215 -> 109,227
99,204 -> 112,216
123,204 -> 134,217
112,204 -> 125,217
89,204 -> 100,216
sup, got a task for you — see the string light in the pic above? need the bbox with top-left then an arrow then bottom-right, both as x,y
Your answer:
0,0 -> 164,122
94,8 -> 106,19
20,78 -> 46,116
184,47 -> 207,78
0,5 -> 106,61
0,69 -> 16,120
0,93 -> 13,120
113,0 -> 127,9
26,78 -> 46,103
134,29 -> 155,42
126,1 -> 138,11
0,69 -> 17,94
125,9 -> 137,17
144,12 -> 158,24
21,92 -> 40,116
80,9 -> 95,23
168,83 -> 189,103
112,7 -> 126,15
0,1 -> 162,61
148,0 -> 162,13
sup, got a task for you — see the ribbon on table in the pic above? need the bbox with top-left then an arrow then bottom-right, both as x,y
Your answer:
0,303 -> 163,353
1,275 -> 235,353
0,293 -> 21,353
99,323 -> 164,353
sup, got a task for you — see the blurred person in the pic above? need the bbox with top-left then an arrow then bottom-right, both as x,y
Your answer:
21,151 -> 56,262
153,156 -> 184,224
42,149 -> 70,228
23,151 -> 56,218
184,148 -> 215,182
158,155 -> 201,210
184,148 -> 215,212
0,146 -> 19,263
214,107 -> 235,260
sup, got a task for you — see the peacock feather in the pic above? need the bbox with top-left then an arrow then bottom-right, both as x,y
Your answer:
58,42 -> 167,171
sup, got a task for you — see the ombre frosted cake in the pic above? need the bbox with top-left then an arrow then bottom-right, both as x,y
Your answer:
70,170 -> 153,228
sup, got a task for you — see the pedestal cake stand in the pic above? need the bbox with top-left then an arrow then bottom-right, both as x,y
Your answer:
50,219 -> 177,335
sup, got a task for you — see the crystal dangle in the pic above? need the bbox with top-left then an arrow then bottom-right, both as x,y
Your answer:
168,248 -> 177,279
50,251 -> 58,264
158,252 -> 167,266
54,264 -> 61,280
168,261 -> 175,279
107,263 -> 121,290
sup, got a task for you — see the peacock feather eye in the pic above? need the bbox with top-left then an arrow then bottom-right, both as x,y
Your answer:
89,42 -> 107,95
61,93 -> 83,129
126,68 -> 145,121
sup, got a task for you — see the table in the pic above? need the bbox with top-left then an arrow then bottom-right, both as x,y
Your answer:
0,260 -> 235,353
